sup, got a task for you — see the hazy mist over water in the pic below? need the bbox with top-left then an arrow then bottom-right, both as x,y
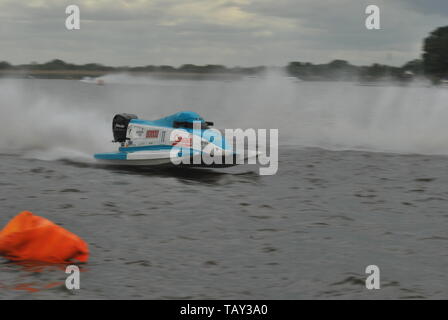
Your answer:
2,74 -> 448,158
0,76 -> 448,299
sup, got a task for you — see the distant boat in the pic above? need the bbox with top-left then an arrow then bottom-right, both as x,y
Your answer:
96,79 -> 105,86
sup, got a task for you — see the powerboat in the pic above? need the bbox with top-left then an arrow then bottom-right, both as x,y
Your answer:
94,111 -> 257,167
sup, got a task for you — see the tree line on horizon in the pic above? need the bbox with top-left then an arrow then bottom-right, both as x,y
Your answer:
287,26 -> 448,83
0,58 -> 425,82
1,26 -> 447,83
0,59 -> 265,75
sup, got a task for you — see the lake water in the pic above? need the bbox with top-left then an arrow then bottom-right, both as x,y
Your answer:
0,75 -> 447,299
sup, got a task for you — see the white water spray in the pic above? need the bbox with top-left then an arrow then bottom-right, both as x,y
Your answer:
1,75 -> 448,162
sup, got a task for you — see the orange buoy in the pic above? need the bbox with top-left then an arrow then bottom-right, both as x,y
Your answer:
0,211 -> 88,263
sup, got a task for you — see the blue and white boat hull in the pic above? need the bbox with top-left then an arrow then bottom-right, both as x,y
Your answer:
94,111 -> 258,167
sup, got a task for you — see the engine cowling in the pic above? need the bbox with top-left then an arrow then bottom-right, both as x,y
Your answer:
112,113 -> 138,143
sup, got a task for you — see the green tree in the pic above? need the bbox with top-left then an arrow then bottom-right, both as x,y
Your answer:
423,26 -> 448,79
327,60 -> 349,69
0,61 -> 12,69
402,59 -> 424,75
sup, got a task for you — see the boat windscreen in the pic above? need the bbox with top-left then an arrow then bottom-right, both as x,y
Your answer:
173,121 -> 212,129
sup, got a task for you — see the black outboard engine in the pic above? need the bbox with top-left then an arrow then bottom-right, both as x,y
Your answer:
112,113 -> 138,143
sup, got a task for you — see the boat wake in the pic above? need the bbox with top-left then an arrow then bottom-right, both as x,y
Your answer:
2,76 -> 448,162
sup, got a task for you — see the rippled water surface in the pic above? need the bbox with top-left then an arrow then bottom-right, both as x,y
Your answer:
0,77 -> 447,299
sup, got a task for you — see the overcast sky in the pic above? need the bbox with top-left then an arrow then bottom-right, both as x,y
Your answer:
0,0 -> 447,67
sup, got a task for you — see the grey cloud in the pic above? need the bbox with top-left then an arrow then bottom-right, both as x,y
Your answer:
401,0 -> 448,16
0,0 -> 447,67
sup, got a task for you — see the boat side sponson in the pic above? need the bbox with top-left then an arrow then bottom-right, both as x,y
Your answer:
94,149 -> 258,167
